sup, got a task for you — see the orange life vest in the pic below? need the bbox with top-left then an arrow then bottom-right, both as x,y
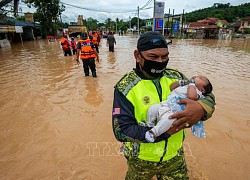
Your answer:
92,34 -> 98,45
79,39 -> 96,59
71,40 -> 77,50
60,37 -> 70,51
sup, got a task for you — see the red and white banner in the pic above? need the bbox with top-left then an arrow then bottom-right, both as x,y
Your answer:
154,2 -> 165,19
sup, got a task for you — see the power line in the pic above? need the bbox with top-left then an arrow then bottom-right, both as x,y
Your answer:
141,6 -> 153,11
140,0 -> 153,10
61,13 -> 75,20
60,2 -> 138,13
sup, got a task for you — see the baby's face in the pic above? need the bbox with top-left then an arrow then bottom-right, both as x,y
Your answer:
192,76 -> 209,92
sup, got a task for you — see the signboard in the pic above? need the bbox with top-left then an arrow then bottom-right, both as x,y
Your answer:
173,21 -> 179,34
25,13 -> 34,22
8,26 -> 15,33
0,26 -> 16,33
154,18 -> 164,31
153,2 -> 165,31
154,2 -> 165,18
0,25 -> 8,33
15,26 -> 23,33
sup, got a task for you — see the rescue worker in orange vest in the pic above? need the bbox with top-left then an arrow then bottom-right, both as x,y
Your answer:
60,35 -> 72,56
90,31 -> 99,53
76,32 -> 99,77
70,37 -> 77,55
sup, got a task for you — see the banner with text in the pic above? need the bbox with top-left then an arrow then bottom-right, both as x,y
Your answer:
154,18 -> 164,31
154,2 -> 165,31
154,2 -> 165,18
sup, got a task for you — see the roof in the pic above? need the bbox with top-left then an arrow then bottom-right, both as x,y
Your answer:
228,21 -> 241,28
220,20 -> 228,25
197,19 -> 213,24
196,17 -> 223,25
241,17 -> 250,21
188,22 -> 205,27
207,17 -> 219,24
0,17 -> 36,27
188,22 -> 219,29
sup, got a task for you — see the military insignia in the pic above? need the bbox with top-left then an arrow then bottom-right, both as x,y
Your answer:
143,96 -> 150,105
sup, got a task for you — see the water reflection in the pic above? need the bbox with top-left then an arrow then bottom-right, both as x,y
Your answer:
185,38 -> 250,53
83,77 -> 104,106
0,36 -> 249,179
107,51 -> 116,65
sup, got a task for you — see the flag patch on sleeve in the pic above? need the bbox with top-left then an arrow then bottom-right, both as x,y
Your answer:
112,108 -> 120,115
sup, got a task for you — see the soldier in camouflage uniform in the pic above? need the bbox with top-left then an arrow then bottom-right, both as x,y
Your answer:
112,31 -> 215,179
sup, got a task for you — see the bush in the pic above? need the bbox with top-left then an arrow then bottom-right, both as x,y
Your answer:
243,28 -> 250,34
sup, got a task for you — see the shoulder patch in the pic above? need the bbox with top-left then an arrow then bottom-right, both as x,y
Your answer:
115,71 -> 141,96
163,68 -> 186,80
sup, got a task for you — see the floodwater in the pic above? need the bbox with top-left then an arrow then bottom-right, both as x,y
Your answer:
0,35 -> 249,180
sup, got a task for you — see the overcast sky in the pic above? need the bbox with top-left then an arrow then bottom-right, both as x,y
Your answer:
19,0 -> 249,23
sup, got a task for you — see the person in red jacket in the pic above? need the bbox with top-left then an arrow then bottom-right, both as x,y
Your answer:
70,37 -> 77,55
90,31 -> 99,53
60,35 -> 72,56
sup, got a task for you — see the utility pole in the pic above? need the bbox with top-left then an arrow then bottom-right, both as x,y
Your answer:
181,9 -> 185,37
137,6 -> 140,36
152,0 -> 155,31
167,8 -> 170,36
116,18 -> 118,34
162,5 -> 165,36
60,13 -> 63,36
171,9 -> 174,36
129,16 -> 131,30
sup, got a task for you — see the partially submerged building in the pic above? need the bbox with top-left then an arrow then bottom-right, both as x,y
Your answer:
0,16 -> 41,47
238,17 -> 250,33
186,17 -> 228,39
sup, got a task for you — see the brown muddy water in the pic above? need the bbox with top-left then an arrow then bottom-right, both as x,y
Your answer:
0,35 -> 249,180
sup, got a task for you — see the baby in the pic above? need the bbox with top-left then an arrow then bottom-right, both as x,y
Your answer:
145,75 -> 213,142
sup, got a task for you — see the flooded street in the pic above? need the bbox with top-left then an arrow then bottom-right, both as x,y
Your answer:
0,35 -> 249,179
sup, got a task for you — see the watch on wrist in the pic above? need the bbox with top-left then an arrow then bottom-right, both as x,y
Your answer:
179,79 -> 190,86
145,130 -> 156,143
189,78 -> 195,83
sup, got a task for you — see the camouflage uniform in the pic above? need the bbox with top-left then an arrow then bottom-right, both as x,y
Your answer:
112,69 -> 215,180
125,148 -> 188,180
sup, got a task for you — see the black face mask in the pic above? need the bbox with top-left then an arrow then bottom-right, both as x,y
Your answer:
139,52 -> 169,78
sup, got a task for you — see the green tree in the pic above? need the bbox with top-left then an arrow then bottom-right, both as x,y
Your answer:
105,18 -> 114,31
16,16 -> 25,21
118,19 -> 129,31
83,17 -> 98,31
186,2 -> 250,23
97,22 -> 105,29
24,0 -> 65,37
131,17 -> 145,30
